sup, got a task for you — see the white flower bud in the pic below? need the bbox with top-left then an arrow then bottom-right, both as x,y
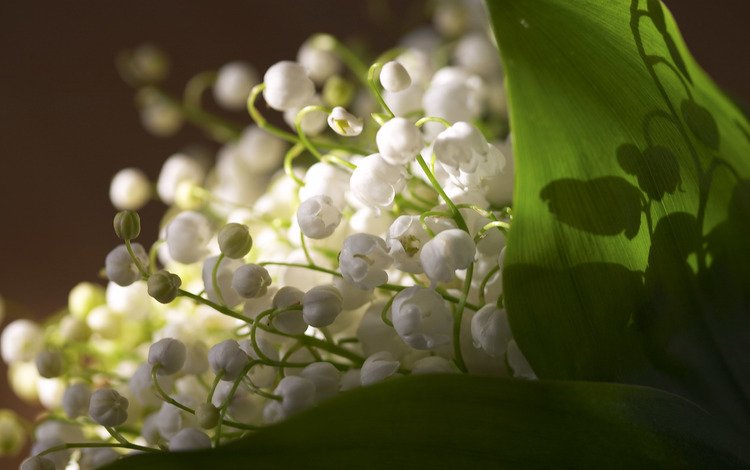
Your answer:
420,229 -> 475,283
218,223 -> 253,259
195,403 -> 220,429
157,154 -> 205,205
507,340 -> 537,380
297,195 -> 342,240
339,234 -> 393,289
165,211 -> 213,265
208,340 -> 249,381
332,277 -> 372,310
86,306 -> 120,339
376,117 -> 423,165
271,287 -> 307,335
105,243 -> 148,287
129,362 -> 174,408
297,38 -> 340,84
360,351 -> 400,386
327,107 -> 363,136
157,401 -> 194,439
89,388 -> 129,427
1,319 -> 43,363
453,31 -> 502,77
262,61 -> 315,111
109,168 -> 151,211
411,356 -> 455,375
79,447 -> 119,469
386,215 -> 430,274
299,162 -> 350,210
148,338 -> 187,375
379,61 -> 411,92
20,456 -> 56,470
214,61 -> 259,110
62,383 -> 91,419
232,264 -> 272,299
169,428 -> 211,451
302,285 -> 343,327
239,337 -> 278,388
471,305 -> 512,358
392,286 -> 452,350
283,95 -> 328,136
300,362 -> 340,402
236,126 -> 288,174
202,256 -> 243,308
35,350 -> 63,378
433,121 -> 487,175
350,153 -> 406,209
273,376 -> 315,416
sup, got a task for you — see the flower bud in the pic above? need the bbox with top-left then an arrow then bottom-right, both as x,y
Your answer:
339,234 -> 393,290
213,61 -> 259,110
273,376 -> 315,416
148,338 -> 187,375
327,107 -> 363,136
67,282 -> 105,319
360,351 -> 400,386
218,223 -> 253,259
62,383 -> 91,419
471,305 -> 512,358
350,153 -> 406,209
208,340 -> 249,381
169,428 -> 211,451
271,287 -> 307,335
165,211 -> 213,264
297,195 -> 342,239
262,61 -> 315,111
1,319 -> 43,363
392,286 -> 452,350
0,409 -> 26,456
89,388 -> 129,427
300,362 -> 340,402
232,264 -> 271,299
195,403 -> 220,429
35,350 -> 63,378
376,117 -> 423,166
109,168 -> 151,211
113,210 -> 141,240
147,270 -> 182,304
297,38 -> 340,84
105,243 -> 148,286
322,75 -> 355,107
420,229 -> 475,283
157,154 -> 205,205
380,61 -> 411,92
302,285 -> 343,327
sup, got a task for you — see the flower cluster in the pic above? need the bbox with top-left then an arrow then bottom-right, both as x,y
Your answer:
2,1 -> 536,467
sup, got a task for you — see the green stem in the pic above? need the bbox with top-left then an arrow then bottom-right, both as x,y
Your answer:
415,154 -> 469,232
125,239 -> 149,278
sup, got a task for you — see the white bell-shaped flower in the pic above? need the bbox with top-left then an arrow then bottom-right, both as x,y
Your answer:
165,211 -> 212,264
169,428 -> 211,451
79,447 -> 119,469
339,234 -> 393,289
273,376 -> 315,416
109,168 -> 151,211
453,31 -> 502,77
470,305 -> 512,358
386,215 -> 431,274
271,286 -> 307,335
327,107 -> 363,136
202,256 -> 243,308
262,61 -> 315,111
239,337 -> 278,388
129,363 -> 174,408
299,162 -> 350,210
208,340 -> 249,381
148,338 -> 187,375
297,195 -> 342,240
360,351 -> 400,386
297,37 -> 341,84
62,383 -> 91,419
332,277 -> 372,310
300,362 -> 340,402
283,95 -> 328,136
213,61 -> 259,110
376,117 -> 423,165
379,61 -> 411,92
507,339 -> 537,379
302,285 -> 343,327
236,125 -> 288,175
157,154 -> 205,205
420,229 -> 475,283
232,264 -> 272,299
411,356 -> 456,375
391,286 -> 452,350
0,319 -> 43,363
350,153 -> 406,210
105,243 -> 148,287
88,388 -> 129,427
433,121 -> 487,175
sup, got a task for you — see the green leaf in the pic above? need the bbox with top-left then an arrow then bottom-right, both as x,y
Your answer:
487,0 -> 750,434
107,375 -> 750,469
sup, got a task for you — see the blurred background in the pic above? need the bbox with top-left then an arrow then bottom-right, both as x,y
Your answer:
0,0 -> 748,465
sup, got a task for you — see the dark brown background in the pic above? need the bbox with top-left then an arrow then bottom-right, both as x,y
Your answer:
0,0 -> 748,465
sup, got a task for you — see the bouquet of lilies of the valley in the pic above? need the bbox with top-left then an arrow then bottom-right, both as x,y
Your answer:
2,0 -> 749,468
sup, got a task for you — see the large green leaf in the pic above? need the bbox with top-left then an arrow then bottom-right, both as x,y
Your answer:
487,0 -> 750,435
108,375 -> 749,468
